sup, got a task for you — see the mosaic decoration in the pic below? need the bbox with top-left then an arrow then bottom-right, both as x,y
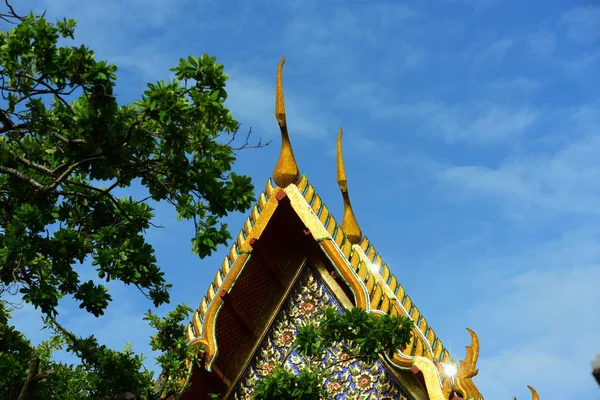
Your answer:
233,267 -> 413,400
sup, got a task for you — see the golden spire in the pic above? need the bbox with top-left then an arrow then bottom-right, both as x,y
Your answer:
272,57 -> 300,188
337,128 -> 362,245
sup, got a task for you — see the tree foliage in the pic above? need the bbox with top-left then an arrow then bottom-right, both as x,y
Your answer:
0,2 -> 262,399
253,307 -> 414,400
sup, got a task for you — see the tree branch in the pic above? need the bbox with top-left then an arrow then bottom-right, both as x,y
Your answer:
33,369 -> 54,382
0,109 -> 26,133
14,72 -> 75,115
0,154 -> 105,192
17,357 -> 40,400
0,166 -> 47,190
49,154 -> 105,190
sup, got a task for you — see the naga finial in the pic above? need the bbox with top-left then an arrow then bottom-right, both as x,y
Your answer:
442,328 -> 483,400
460,328 -> 480,380
337,128 -> 362,245
272,57 -> 300,188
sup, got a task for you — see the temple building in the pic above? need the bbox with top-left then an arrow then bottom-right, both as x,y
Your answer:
175,58 -> 539,400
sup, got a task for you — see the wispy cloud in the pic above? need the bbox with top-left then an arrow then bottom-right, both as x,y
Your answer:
471,262 -> 600,399
437,105 -> 600,217
474,38 -> 514,65
527,30 -> 556,56
226,72 -> 330,140
282,1 -> 424,80
378,102 -> 539,144
559,6 -> 600,44
487,77 -> 541,96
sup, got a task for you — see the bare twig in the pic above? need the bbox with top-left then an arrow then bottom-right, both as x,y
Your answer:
227,127 -> 271,151
4,0 -> 23,20
15,73 -> 75,115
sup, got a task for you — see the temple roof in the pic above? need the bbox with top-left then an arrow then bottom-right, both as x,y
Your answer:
184,175 -> 464,399
186,175 -> 456,363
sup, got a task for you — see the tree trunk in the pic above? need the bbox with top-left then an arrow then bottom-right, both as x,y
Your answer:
17,357 -> 54,400
17,357 -> 40,400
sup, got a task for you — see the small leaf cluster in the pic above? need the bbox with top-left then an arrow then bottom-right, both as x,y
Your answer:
252,366 -> 325,400
144,304 -> 204,397
318,306 -> 414,364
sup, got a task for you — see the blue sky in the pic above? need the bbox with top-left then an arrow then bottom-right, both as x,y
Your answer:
6,0 -> 600,399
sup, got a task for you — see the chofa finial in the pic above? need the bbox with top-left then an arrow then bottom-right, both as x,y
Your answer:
442,328 -> 483,400
337,128 -> 362,245
272,57 -> 300,188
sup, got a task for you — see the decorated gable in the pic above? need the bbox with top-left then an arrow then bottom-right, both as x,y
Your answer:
234,266 -> 413,400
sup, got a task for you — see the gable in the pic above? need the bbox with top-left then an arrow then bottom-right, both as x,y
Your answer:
179,178 -> 454,400
232,265 -> 417,400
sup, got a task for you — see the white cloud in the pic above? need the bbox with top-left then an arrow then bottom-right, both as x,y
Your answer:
443,0 -> 498,10
282,2 -> 424,75
559,6 -> 600,44
487,77 -> 541,94
474,38 -> 514,65
563,52 -> 600,76
527,30 -> 556,56
469,264 -> 600,399
438,105 -> 600,216
377,102 -> 538,144
35,0 -> 188,31
225,72 -> 329,140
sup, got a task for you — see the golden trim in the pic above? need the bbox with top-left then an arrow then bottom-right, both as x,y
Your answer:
387,354 -> 446,400
272,57 -> 300,188
313,258 -> 355,310
352,245 -> 437,363
186,187 -> 283,370
201,252 -> 251,368
320,239 -> 369,309
283,184 -> 330,239
336,127 -> 362,244
412,356 -> 446,400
